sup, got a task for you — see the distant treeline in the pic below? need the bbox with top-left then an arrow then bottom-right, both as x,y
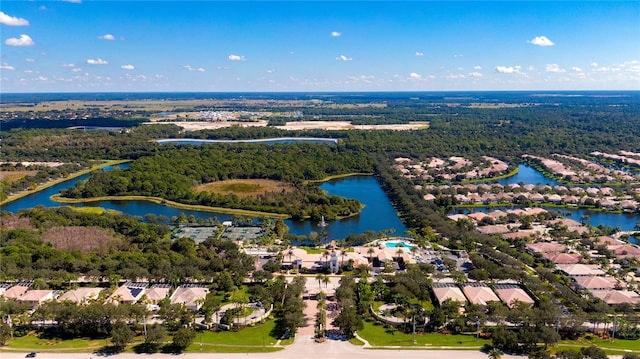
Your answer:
0,117 -> 145,130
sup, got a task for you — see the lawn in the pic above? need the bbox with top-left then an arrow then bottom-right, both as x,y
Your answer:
4,322 -> 285,354
357,320 -> 489,348
183,320 -> 285,353
5,332 -> 115,352
557,337 -> 640,354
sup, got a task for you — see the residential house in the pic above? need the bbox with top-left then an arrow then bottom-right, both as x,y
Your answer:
170,286 -> 209,311
461,283 -> 500,306
58,287 -> 103,304
493,284 -> 535,308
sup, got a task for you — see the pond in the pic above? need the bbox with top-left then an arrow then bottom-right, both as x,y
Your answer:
498,164 -> 562,187
1,167 -> 406,240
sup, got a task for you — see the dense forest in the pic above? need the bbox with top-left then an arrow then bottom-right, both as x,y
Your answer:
59,144 -> 370,220
0,208 -> 254,287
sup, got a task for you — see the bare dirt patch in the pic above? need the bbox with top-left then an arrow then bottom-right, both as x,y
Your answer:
0,170 -> 38,183
196,179 -> 292,198
0,214 -> 35,230
276,121 -> 430,131
42,226 -> 122,255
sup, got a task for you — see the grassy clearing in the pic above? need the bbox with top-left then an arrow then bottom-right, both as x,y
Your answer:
196,179 -> 292,198
358,320 -> 488,348
0,170 -> 38,183
67,206 -> 121,216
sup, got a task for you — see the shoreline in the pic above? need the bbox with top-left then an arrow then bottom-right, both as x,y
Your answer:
0,160 -> 130,206
50,194 -> 291,219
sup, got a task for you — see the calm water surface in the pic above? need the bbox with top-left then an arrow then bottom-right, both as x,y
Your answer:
3,163 -> 636,239
1,167 -> 406,240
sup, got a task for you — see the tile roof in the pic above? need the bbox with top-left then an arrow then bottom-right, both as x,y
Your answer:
461,284 -> 500,306
493,284 -> 535,308
591,290 -> 640,305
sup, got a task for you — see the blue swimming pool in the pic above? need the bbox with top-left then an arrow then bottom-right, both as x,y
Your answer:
384,241 -> 414,248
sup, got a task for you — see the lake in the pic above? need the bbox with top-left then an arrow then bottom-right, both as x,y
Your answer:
498,164 -> 562,187
2,163 -> 636,239
1,167 -> 406,240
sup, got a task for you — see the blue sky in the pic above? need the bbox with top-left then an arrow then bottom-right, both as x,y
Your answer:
1,1 -> 638,92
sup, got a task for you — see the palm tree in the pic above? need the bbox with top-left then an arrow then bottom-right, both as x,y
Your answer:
322,250 -> 330,269
487,347 -> 503,359
322,275 -> 330,289
287,247 -> 295,263
340,251 -> 348,268
367,247 -> 376,263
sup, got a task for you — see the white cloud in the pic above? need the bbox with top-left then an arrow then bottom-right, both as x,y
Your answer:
571,66 -> 583,72
331,31 -> 341,37
0,11 -> 30,26
415,52 -> 424,56
0,63 -> 15,70
591,62 -> 598,67
409,72 -> 422,79
62,0 -> 82,3
98,34 -> 115,40
228,54 -> 246,61
25,58 -> 35,63
545,64 -> 565,73
72,68 -> 82,72
469,72 -> 483,77
184,65 -> 205,72
453,54 -> 463,58
473,65 -> 482,70
336,55 -> 352,61
495,65 -> 521,74
121,64 -> 135,70
62,63 -> 76,68
37,76 -> 48,81
5,34 -> 35,46
528,35 -> 554,47
87,58 -> 108,65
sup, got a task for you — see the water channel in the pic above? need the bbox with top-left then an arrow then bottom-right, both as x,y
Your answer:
0,165 -> 406,239
2,163 -> 637,240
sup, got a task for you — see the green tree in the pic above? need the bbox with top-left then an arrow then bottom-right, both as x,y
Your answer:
171,327 -> 196,352
111,321 -> 135,351
0,323 -> 11,346
143,324 -> 166,352
332,306 -> 362,339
